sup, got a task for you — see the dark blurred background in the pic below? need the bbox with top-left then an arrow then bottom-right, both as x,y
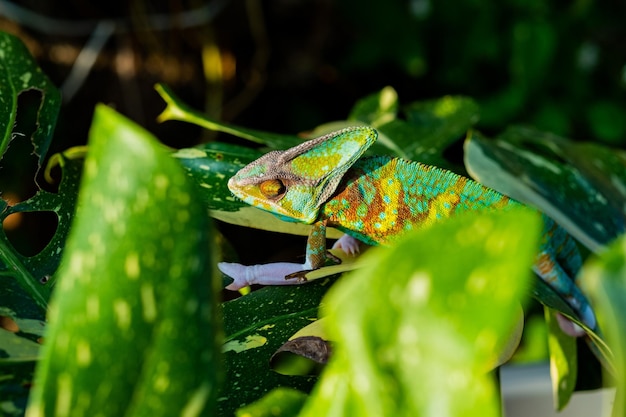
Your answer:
1,0 -> 625,152
1,0 -> 626,262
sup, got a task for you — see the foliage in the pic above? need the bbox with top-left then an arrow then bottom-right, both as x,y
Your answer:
335,1 -> 626,146
1,30 -> 626,417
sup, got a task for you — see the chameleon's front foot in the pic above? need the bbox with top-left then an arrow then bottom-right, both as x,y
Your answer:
218,262 -> 308,291
284,249 -> 344,282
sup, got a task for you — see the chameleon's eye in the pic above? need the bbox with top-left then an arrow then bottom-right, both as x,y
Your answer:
259,179 -> 286,199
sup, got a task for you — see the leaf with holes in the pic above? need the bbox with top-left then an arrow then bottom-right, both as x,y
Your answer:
0,31 -> 72,311
0,32 -> 60,170
26,105 -> 221,416
0,155 -> 81,310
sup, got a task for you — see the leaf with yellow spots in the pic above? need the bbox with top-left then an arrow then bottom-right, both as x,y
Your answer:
26,105 -> 221,417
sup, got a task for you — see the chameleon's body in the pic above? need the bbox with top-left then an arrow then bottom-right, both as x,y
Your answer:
224,126 -> 596,333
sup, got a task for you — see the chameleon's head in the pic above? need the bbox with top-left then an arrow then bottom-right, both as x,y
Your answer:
228,126 -> 377,224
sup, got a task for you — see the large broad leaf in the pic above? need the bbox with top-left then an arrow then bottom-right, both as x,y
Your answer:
219,276 -> 337,416
0,31 -> 70,311
581,236 -> 626,417
464,127 -> 626,251
26,105 -> 221,416
0,31 -> 70,417
299,209 -> 539,417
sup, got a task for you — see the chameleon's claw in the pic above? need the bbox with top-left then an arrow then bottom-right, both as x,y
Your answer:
285,250 -> 344,282
285,270 -> 314,283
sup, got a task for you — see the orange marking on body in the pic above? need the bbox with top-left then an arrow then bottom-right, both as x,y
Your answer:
536,253 -> 556,277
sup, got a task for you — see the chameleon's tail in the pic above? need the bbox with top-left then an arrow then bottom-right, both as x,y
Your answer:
536,216 -> 596,332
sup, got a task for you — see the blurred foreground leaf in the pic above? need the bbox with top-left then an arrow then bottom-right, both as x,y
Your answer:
300,209 -> 539,417
581,236 -> 626,417
26,105 -> 221,416
235,387 -> 307,417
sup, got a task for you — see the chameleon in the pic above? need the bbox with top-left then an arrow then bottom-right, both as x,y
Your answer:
218,126 -> 597,337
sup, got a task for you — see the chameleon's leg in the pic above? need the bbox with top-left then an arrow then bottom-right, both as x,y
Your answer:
303,220 -> 333,269
218,262 -> 307,291
285,220 -> 342,281
219,221 -> 341,288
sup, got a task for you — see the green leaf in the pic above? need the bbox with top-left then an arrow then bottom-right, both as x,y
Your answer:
172,141 -> 262,212
156,83 -> 301,150
580,236 -> 626,417
0,155 -> 82,417
0,277 -> 46,416
0,32 -> 60,170
545,307 -> 577,410
219,277 -> 337,416
348,86 -> 399,128
235,387 -> 307,417
0,32 -> 70,311
402,95 -> 480,160
375,95 -> 479,169
300,209 -> 540,417
464,127 -> 626,251
26,105 -> 221,416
